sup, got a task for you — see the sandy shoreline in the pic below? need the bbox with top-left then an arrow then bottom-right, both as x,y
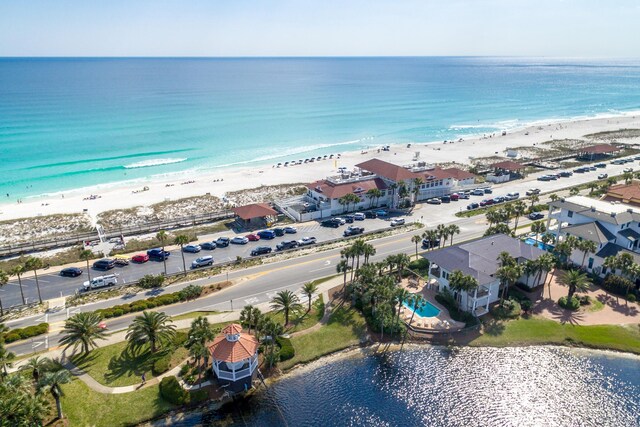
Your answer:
1,113 -> 639,224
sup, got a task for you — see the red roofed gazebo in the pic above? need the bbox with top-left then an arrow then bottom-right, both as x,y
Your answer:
578,144 -> 620,160
491,160 -> 525,172
209,324 -> 259,393
232,203 -> 278,227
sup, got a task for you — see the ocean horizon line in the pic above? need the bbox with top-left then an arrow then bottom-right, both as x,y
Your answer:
2,55 -> 640,60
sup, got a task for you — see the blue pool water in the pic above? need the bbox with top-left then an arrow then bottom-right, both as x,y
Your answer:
524,237 -> 554,251
403,299 -> 441,318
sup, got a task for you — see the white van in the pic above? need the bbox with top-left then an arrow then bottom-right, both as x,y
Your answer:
83,274 -> 118,291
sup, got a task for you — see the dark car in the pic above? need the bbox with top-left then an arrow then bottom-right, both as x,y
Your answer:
479,199 -> 494,207
321,219 -> 341,228
467,202 -> 479,210
483,188 -> 493,194
558,171 -> 573,177
492,196 -> 505,204
364,211 -> 377,219
440,195 -> 451,203
344,226 -> 365,236
215,237 -> 230,248
257,230 -> 276,240
147,248 -> 170,260
422,238 -> 440,249
201,241 -> 217,250
60,267 -> 83,277
276,240 -> 298,251
251,246 -> 272,256
528,212 -> 545,220
344,215 -> 355,223
272,228 -> 285,237
93,258 -> 116,270
595,163 -> 606,168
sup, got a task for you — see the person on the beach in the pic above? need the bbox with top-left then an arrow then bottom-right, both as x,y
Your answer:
141,373 -> 146,384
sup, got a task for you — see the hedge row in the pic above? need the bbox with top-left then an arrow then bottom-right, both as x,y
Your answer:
95,285 -> 203,319
601,274 -> 638,298
277,336 -> 295,361
3,323 -> 49,344
159,376 -> 190,405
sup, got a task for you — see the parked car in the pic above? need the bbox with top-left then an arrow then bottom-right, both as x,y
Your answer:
624,167 -> 634,173
321,219 -> 341,228
276,240 -> 299,251
422,238 -> 440,249
375,209 -> 388,217
200,242 -> 217,250
588,166 -> 597,171
458,192 -> 470,199
93,258 -> 116,270
257,230 -> 276,240
450,193 -> 460,201
471,189 -> 485,196
334,217 -> 347,225
297,236 -> 317,246
183,244 -> 202,253
231,236 -> 249,245
538,175 -> 552,181
364,211 -> 378,218
493,196 -> 505,204
191,256 -> 214,268
344,215 -> 355,223
251,246 -> 272,256
558,171 -> 573,177
131,254 -> 149,263
598,173 -> 608,179
272,228 -> 285,237
526,188 -> 540,196
440,195 -> 451,203
60,267 -> 83,277
505,192 -> 520,200
611,159 -> 625,165
483,188 -> 493,194
528,212 -> 545,220
595,163 -> 606,168
147,248 -> 170,260
426,198 -> 441,205
215,237 -> 230,247
354,213 -> 366,221
283,226 -> 298,234
479,199 -> 494,207
83,274 -> 117,291
344,226 -> 365,236
245,234 -> 260,242
467,202 -> 479,210
390,218 -> 406,226
114,257 -> 130,266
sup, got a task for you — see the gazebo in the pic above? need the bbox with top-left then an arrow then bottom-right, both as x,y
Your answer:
577,144 -> 620,161
487,160 -> 525,182
209,324 -> 260,393
491,160 -> 525,174
232,203 -> 278,227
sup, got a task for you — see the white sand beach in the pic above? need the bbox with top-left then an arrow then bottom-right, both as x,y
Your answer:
1,113 -> 639,225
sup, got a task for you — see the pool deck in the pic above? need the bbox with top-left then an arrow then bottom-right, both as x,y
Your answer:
399,277 -> 465,333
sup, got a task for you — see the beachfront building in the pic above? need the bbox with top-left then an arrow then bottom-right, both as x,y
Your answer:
548,195 -> 640,275
305,175 -> 390,216
486,160 -> 525,183
209,324 -> 260,393
423,234 -> 547,316
232,203 -> 279,228
576,143 -> 620,161
603,181 -> 640,208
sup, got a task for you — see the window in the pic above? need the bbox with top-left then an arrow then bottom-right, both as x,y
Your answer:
567,210 -> 574,218
588,258 -> 594,269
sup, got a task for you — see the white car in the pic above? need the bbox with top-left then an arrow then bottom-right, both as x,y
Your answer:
526,188 -> 540,196
231,236 -> 249,245
297,236 -> 317,246
390,218 -> 406,226
333,217 -> 346,225
83,275 -> 117,291
191,256 -> 214,268
505,192 -> 520,200
283,226 -> 298,234
624,167 -> 634,173
354,213 -> 366,221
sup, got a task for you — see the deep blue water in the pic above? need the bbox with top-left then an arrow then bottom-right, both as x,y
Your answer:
175,346 -> 640,427
1,57 -> 640,200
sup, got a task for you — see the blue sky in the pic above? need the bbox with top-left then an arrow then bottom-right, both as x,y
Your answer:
1,0 -> 639,57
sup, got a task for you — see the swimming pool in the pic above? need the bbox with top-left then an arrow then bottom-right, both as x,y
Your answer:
403,299 -> 441,318
524,237 -> 554,252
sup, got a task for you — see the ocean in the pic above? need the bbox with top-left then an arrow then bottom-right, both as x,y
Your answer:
1,57 -> 640,201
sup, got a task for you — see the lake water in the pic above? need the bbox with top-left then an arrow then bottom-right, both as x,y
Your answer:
169,346 -> 640,426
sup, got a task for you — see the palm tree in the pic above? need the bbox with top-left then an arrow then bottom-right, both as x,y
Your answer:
78,249 -> 93,282
388,183 -> 398,208
174,234 -> 190,274
422,229 -> 439,250
549,193 -> 559,202
126,311 -> 176,353
529,193 -> 540,208
189,341 -> 208,386
301,282 -> 318,312
240,305 -> 258,334
530,221 -> 546,247
336,259 -> 350,291
20,356 -> 52,385
496,264 -> 523,303
447,224 -> 460,246
0,343 -> 15,375
187,316 -> 215,350
623,171 -> 634,185
156,230 -> 169,275
448,270 -> 480,309
569,187 -> 580,196
270,290 -> 302,326
536,253 -> 557,293
9,264 -> 26,305
588,182 -> 599,195
605,176 -> 618,188
39,369 -> 72,420
512,200 -> 527,230
263,319 -> 284,368
412,177 -> 423,203
25,257 -> 44,304
436,224 -> 447,247
59,312 -> 107,355
0,269 -> 8,316
576,239 -> 597,268
411,235 -> 422,258
559,269 -> 591,299
362,243 -> 376,265
498,251 -> 517,268
393,287 -> 411,337
395,253 -> 411,281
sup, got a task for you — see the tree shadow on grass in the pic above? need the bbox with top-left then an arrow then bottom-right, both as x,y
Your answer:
104,345 -> 168,384
70,351 -> 99,370
483,319 -> 506,337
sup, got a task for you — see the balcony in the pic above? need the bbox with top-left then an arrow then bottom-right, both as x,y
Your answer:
470,285 -> 490,300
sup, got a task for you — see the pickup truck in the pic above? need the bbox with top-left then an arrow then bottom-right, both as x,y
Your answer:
83,274 -> 117,291
344,226 -> 365,236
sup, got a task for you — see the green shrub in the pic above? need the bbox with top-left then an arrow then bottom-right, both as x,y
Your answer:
4,332 -> 21,343
190,389 -> 208,404
558,296 -> 580,310
3,323 -> 49,343
601,274 -> 635,297
276,336 -> 295,361
112,309 -> 124,317
173,331 -> 188,348
179,285 -> 203,301
408,258 -> 430,276
152,355 -> 171,375
520,300 -> 533,313
434,291 -> 477,326
179,364 -> 190,376
159,376 -> 190,405
627,294 -> 637,303
491,299 -> 522,319
138,274 -> 165,289
579,295 -> 592,306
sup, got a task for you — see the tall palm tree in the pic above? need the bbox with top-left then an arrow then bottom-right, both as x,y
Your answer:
412,177 -> 424,203
270,290 -> 302,326
447,224 -> 461,246
9,264 -> 26,306
0,343 -> 16,375
336,259 -> 350,291
512,200 -> 527,230
623,171 -> 634,185
78,249 -> 93,282
362,243 -> 376,264
187,316 -> 215,350
20,356 -> 52,385
410,235 -> 422,258
174,234 -> 190,274
395,253 -> 411,281
301,282 -> 318,312
422,229 -> 439,250
189,341 -> 208,386
576,239 -> 597,268
263,319 -> 284,367
448,270 -> 480,309
39,369 -> 72,420
59,312 -> 107,355
559,269 -> 591,299
436,224 -> 447,247
393,287 -> 411,337
0,269 -> 8,316
496,264 -> 523,303
24,257 -> 44,304
530,221 -> 546,247
529,193 -> 540,208
156,230 -> 169,276
126,311 -> 176,353
388,183 -> 398,208
240,305 -> 258,334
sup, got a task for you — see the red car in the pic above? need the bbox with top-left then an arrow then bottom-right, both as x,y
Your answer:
132,254 -> 149,263
245,233 -> 261,242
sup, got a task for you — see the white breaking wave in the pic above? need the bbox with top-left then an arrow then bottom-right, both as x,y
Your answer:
123,158 -> 187,169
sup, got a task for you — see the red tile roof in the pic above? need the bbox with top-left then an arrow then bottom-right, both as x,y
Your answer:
232,203 -> 278,220
306,177 -> 387,199
209,323 -> 259,363
580,144 -> 619,154
605,182 -> 640,206
355,158 -> 420,182
491,160 -> 524,171
441,167 -> 476,181
421,168 -> 453,180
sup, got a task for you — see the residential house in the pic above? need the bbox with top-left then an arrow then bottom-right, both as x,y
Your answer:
603,181 -> 640,208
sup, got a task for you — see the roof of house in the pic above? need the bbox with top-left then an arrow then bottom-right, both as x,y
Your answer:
421,168 -> 454,180
579,144 -> 619,154
232,203 -> 278,220
441,167 -> 476,181
422,234 -> 546,286
209,323 -> 259,363
596,243 -> 640,263
306,177 -> 387,199
606,182 -> 640,205
619,227 -> 640,241
562,222 -> 616,244
355,158 -> 420,182
549,196 -> 640,225
491,160 -> 524,171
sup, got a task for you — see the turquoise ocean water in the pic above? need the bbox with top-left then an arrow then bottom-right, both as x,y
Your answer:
1,57 -> 640,201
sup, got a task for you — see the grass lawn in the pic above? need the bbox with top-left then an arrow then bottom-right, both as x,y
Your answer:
267,295 -> 324,334
71,340 -> 189,387
280,305 -> 367,370
62,378 -> 175,427
472,316 -> 640,354
586,299 -> 605,312
171,310 -> 222,321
